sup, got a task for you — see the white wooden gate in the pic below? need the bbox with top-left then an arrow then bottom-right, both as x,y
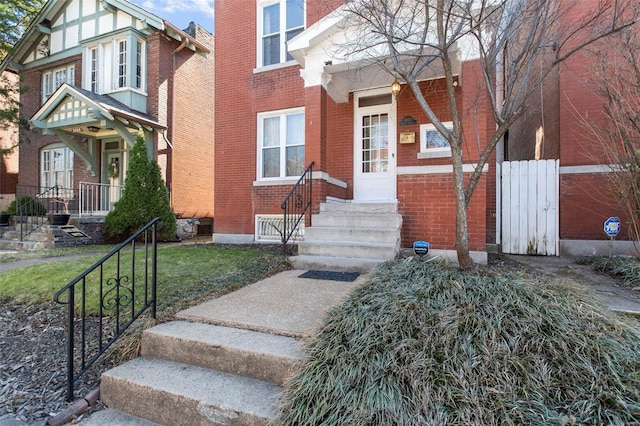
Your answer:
501,159 -> 559,255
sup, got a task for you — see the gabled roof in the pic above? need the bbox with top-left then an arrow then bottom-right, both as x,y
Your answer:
0,0 -> 208,73
30,82 -> 164,133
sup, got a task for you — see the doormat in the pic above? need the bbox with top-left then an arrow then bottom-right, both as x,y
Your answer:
299,270 -> 360,282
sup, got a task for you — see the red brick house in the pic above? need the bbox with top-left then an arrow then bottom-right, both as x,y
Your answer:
214,0 -> 494,269
0,0 -> 214,236
503,0 -> 640,257
0,71 -> 19,211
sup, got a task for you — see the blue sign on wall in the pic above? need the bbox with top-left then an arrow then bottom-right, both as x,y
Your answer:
413,241 -> 430,257
604,217 -> 621,237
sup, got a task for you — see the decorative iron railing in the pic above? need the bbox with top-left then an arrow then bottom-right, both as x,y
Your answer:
53,218 -> 161,401
280,161 -> 314,256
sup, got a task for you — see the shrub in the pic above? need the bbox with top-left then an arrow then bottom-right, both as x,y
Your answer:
278,259 -> 640,425
103,131 -> 176,241
5,196 -> 47,216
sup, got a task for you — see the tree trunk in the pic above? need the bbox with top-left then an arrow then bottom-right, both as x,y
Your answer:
451,141 -> 474,269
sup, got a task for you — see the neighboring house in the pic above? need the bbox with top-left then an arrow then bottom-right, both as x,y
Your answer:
214,0 -> 495,266
0,0 -> 214,237
503,0 -> 638,257
0,71 -> 19,211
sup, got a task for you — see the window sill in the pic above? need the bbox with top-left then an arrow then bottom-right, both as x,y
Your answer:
418,149 -> 452,159
253,61 -> 299,74
253,178 -> 300,186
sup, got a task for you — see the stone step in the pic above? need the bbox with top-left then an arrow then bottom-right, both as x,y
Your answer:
0,239 -> 54,250
1,230 -> 53,241
140,321 -> 302,386
311,212 -> 402,228
304,226 -> 399,244
298,239 -> 398,259
100,357 -> 281,426
289,254 -> 386,273
319,202 -> 398,214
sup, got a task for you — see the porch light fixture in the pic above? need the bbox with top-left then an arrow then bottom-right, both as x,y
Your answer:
391,79 -> 402,97
87,125 -> 100,132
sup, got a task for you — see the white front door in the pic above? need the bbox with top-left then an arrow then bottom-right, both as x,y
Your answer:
353,91 -> 397,201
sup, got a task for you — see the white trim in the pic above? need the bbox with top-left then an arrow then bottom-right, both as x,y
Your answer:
256,107 -> 305,181
253,170 -> 348,188
312,170 -> 348,188
559,165 -> 614,174
417,149 -> 452,159
256,0 -> 306,68
398,163 -> 489,175
353,87 -> 397,201
253,60 -> 298,74
420,122 -> 452,153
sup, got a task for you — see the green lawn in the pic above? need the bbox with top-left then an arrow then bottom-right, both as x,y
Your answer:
0,244 -> 288,317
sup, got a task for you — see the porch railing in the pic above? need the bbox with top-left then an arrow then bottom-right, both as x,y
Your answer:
280,161 -> 314,256
79,181 -> 124,217
53,217 -> 161,401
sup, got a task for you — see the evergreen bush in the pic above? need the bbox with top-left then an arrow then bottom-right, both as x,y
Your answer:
103,131 -> 176,241
5,196 -> 47,216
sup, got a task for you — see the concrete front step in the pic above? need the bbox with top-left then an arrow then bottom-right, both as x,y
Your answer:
304,226 -> 399,244
101,357 -> 281,426
311,212 -> 402,228
140,321 -> 301,386
320,202 -> 398,214
298,240 -> 398,259
290,254 -> 386,273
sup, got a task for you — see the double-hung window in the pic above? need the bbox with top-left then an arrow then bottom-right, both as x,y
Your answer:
258,0 -> 305,67
85,36 -> 145,93
42,64 -> 75,102
258,108 -> 305,179
41,144 -> 74,190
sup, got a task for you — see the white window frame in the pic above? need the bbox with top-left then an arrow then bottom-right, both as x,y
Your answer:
419,121 -> 453,159
41,144 -> 74,190
256,0 -> 305,69
84,36 -> 145,94
257,107 -> 305,181
42,64 -> 75,102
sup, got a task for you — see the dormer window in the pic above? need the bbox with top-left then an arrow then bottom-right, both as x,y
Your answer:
84,35 -> 145,94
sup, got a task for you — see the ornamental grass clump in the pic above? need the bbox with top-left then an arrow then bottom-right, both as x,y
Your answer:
278,258 -> 640,425
577,255 -> 640,287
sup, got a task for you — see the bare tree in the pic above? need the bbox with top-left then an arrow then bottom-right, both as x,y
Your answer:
333,0 -> 639,267
579,28 -> 640,252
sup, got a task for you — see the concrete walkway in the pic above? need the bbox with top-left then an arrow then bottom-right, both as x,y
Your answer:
509,255 -> 640,315
2,254 -> 640,426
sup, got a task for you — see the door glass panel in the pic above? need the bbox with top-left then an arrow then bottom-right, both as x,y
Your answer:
361,113 -> 389,174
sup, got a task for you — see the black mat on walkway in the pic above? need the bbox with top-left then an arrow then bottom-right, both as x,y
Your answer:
299,270 -> 360,282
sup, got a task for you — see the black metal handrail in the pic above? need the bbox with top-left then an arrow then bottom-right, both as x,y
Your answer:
280,161 -> 314,256
53,218 -> 161,401
16,184 -> 79,240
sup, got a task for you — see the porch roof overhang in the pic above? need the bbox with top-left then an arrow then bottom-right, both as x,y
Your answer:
29,83 -> 165,175
288,6 -> 463,103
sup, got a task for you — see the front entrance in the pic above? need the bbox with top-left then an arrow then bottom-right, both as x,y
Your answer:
353,90 -> 397,202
